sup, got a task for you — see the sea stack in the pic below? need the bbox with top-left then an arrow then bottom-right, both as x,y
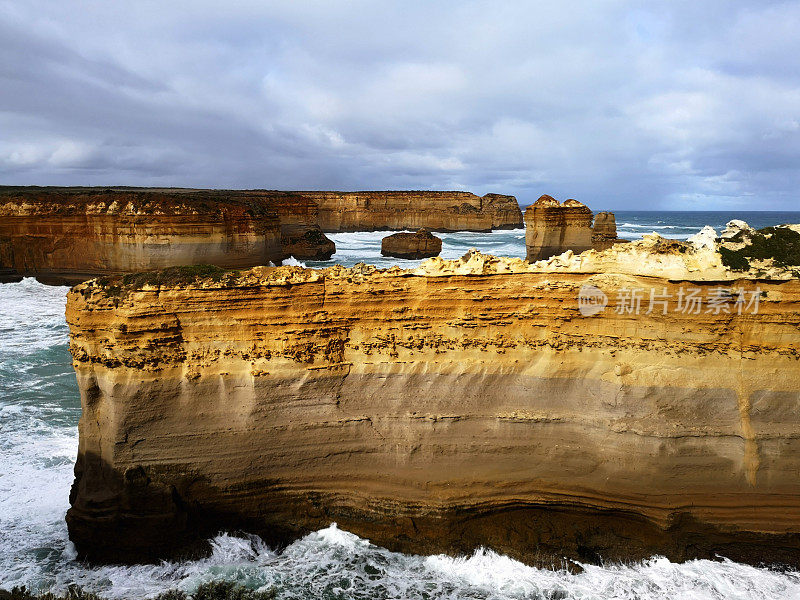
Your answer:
280,224 -> 336,261
381,228 -> 442,259
592,211 -> 620,251
524,195 -> 593,261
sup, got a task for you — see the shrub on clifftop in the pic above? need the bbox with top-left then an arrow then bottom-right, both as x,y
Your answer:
720,226 -> 800,271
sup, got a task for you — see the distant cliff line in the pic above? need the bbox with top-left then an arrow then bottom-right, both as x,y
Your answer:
0,187 -> 522,285
0,186 -> 523,232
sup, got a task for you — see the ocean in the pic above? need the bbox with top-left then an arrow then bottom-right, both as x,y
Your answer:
2,212 -> 800,599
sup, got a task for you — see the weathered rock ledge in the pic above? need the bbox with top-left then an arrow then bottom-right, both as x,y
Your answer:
66,235 -> 800,567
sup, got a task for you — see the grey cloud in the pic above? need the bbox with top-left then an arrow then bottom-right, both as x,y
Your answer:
0,0 -> 798,208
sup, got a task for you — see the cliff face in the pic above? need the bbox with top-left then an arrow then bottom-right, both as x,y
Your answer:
524,196 -> 593,261
296,190 -> 522,232
66,237 -> 800,566
0,189 -> 283,285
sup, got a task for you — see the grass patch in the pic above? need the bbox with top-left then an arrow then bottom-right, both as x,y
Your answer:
91,265 -> 240,300
719,247 -> 751,271
720,226 -> 800,271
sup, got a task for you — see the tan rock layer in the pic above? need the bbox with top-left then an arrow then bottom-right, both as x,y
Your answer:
66,252 -> 800,566
296,190 -> 522,232
0,189 -> 283,285
381,229 -> 442,259
525,196 -> 593,261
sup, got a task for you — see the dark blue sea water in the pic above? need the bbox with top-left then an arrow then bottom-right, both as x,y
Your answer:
613,211 -> 800,243
2,213 -> 800,599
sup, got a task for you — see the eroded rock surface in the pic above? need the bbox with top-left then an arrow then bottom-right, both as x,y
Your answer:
591,211 -> 626,251
299,190 -> 522,232
66,235 -> 800,566
524,195 -> 593,261
381,228 -> 442,259
280,224 -> 336,261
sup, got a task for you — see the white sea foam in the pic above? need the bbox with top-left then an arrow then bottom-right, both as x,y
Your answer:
35,525 -> 800,599
280,257 -> 307,268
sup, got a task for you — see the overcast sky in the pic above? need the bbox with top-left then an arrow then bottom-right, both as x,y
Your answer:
1,1 -> 799,209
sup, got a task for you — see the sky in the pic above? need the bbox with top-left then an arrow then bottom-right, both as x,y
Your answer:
1,1 -> 799,209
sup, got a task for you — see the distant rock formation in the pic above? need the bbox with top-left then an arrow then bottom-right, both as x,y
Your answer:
0,188 -> 283,285
524,195 -> 593,261
0,187 -> 526,284
280,224 -> 335,261
295,191 -> 522,232
65,236 -> 800,566
592,211 -> 626,251
381,228 -> 442,259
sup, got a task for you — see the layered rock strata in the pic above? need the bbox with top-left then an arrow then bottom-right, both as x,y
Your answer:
297,191 -> 522,232
0,187 -> 525,282
0,188 -> 283,285
524,195 -> 593,261
381,228 -> 442,259
591,211 -> 626,251
66,236 -> 800,567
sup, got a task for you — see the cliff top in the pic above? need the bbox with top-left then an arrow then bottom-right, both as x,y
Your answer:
73,227 -> 800,303
0,186 -> 519,216
525,195 -> 592,213
0,188 -> 281,218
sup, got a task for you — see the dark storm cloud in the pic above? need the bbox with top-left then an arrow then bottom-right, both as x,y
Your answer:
1,0 -> 798,208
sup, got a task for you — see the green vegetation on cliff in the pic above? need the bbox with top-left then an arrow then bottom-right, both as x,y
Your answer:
720,226 -> 800,271
95,265 -> 241,299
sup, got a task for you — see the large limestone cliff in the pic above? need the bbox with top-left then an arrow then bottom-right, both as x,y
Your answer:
214,189 -> 521,232
0,188 -> 283,285
66,236 -> 800,566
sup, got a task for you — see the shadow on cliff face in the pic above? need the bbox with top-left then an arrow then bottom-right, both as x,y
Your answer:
67,451 -> 800,569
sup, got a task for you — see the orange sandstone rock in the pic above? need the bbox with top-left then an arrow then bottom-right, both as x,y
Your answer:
592,211 -> 627,251
0,188 -> 283,285
298,190 -> 522,232
381,228 -> 442,259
